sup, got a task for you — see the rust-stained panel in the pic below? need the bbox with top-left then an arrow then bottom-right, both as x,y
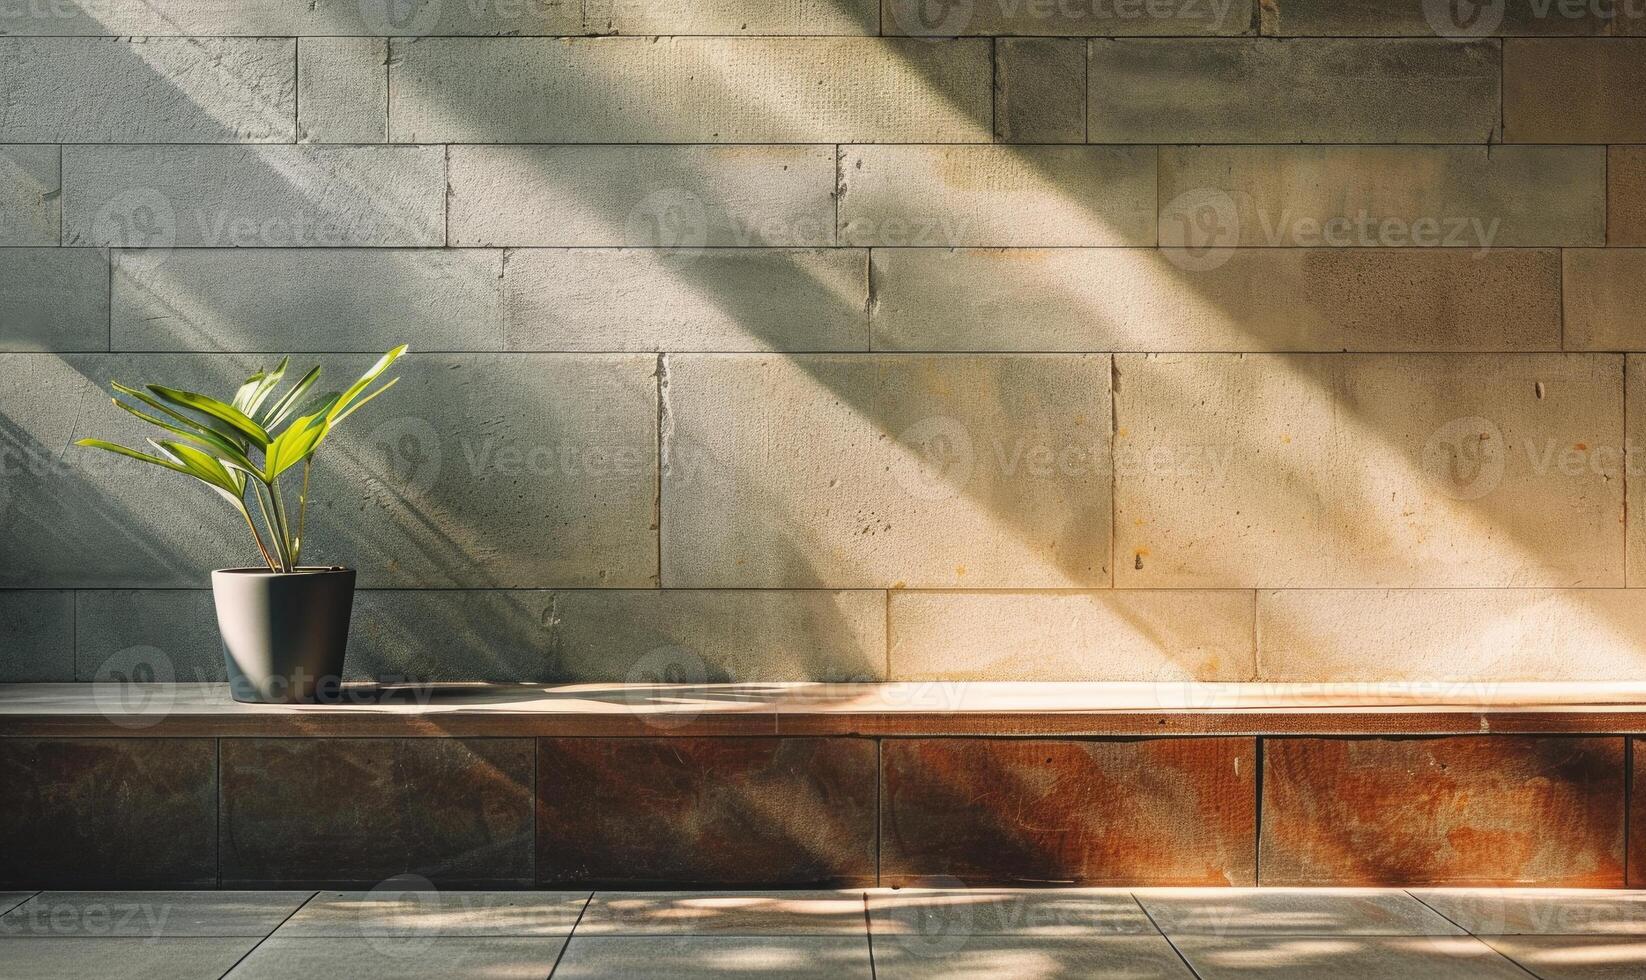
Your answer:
219,737 -> 535,887
1262,736 -> 1625,887
0,737 -> 217,888
1631,738 -> 1646,887
880,737 -> 1257,886
537,737 -> 877,886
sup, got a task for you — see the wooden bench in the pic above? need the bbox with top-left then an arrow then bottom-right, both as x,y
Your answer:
3,681 -> 1644,890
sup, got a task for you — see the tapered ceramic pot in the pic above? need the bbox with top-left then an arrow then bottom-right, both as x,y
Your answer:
212,567 -> 355,704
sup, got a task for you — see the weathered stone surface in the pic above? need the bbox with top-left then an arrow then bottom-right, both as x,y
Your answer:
576,892 -> 870,935
63,145 -> 446,248
883,0 -> 1254,35
840,145 -> 1156,247
1633,739 -> 1646,887
298,38 -> 386,144
1625,355 -> 1646,586
1113,353 -> 1624,588
278,890 -> 587,936
538,738 -> 877,885
74,590 -> 222,683
1261,737 -> 1625,886
1258,590 -> 1646,682
0,938 -> 258,980
389,37 -> 991,143
1505,38 -> 1646,142
0,0 -> 580,34
871,248 -> 1560,352
555,936 -> 870,979
881,738 -> 1257,885
0,590 -> 72,682
0,892 -> 308,937
1267,0 -> 1633,35
0,38 -> 294,143
448,145 -> 835,247
1174,935 -> 1541,980
220,738 -> 535,886
1089,39 -> 1499,143
1610,147 -> 1646,245
503,248 -> 867,352
347,588 -> 886,683
0,247 -> 109,351
112,249 -> 504,352
0,738 -> 217,887
661,354 -> 1110,589
0,145 -> 59,246
1158,145 -> 1605,248
231,937 -> 572,980
586,0 -> 880,34
1564,249 -> 1646,350
888,590 -> 1254,681
996,38 -> 1085,143
0,353 -> 657,589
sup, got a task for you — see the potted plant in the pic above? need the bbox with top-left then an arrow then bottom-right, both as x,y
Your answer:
77,346 -> 408,704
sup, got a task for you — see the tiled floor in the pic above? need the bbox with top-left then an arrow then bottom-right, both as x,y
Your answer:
2,888 -> 1646,978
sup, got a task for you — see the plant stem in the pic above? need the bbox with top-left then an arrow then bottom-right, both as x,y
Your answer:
293,457 -> 312,568
270,478 -> 294,572
250,481 -> 289,571
238,503 -> 279,572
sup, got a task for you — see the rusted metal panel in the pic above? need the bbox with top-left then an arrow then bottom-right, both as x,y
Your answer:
0,738 -> 216,888
880,737 -> 1257,886
1262,736 -> 1625,887
537,737 -> 877,887
219,737 -> 535,887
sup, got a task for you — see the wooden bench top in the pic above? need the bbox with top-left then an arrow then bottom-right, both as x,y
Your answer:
6,681 -> 1646,737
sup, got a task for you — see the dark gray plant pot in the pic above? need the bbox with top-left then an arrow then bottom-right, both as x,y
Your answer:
212,567 -> 356,704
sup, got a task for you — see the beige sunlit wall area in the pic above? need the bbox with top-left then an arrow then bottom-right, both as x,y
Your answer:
2,0 -> 1645,686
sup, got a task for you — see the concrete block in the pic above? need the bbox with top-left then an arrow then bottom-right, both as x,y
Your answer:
1563,249 -> 1646,351
1159,145 -> 1606,248
584,0 -> 879,34
1089,38 -> 1499,143
0,38 -> 294,143
0,145 -> 60,246
871,247 -> 1561,352
1268,0 -> 1631,35
1610,146 -> 1646,245
882,0 -> 1254,35
298,38 -> 387,144
1113,353 -> 1625,588
0,0 -> 578,34
888,590 -> 1255,681
995,38 -> 1085,143
62,145 -> 447,248
389,37 -> 991,143
0,590 -> 73,682
1258,589 -> 1646,682
1626,354 -> 1646,585
839,145 -> 1157,246
661,353 -> 1111,588
448,145 -> 835,247
0,247 -> 110,352
73,590 -> 222,683
1505,38 -> 1646,142
112,249 -> 504,352
502,248 -> 867,352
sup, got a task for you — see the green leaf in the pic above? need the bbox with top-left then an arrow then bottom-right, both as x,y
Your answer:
112,399 -> 259,474
328,375 -> 399,426
266,413 -> 330,480
243,357 -> 289,419
260,364 -> 321,429
327,345 -> 407,424
153,440 -> 244,496
75,438 -> 193,477
231,369 -> 267,414
147,385 -> 271,449
113,382 -> 246,446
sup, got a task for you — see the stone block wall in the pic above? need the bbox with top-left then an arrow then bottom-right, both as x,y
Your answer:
3,0 -> 1646,684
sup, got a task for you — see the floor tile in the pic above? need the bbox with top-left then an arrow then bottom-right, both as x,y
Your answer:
576,891 -> 868,936
1480,935 -> 1646,979
872,934 -> 1196,979
0,891 -> 309,937
1414,889 -> 1646,935
0,936 -> 258,980
1135,888 -> 1463,936
1171,935 -> 1535,979
276,889 -> 588,937
867,888 -> 1155,937
552,936 -> 872,979
0,892 -> 33,916
224,936 -> 567,979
